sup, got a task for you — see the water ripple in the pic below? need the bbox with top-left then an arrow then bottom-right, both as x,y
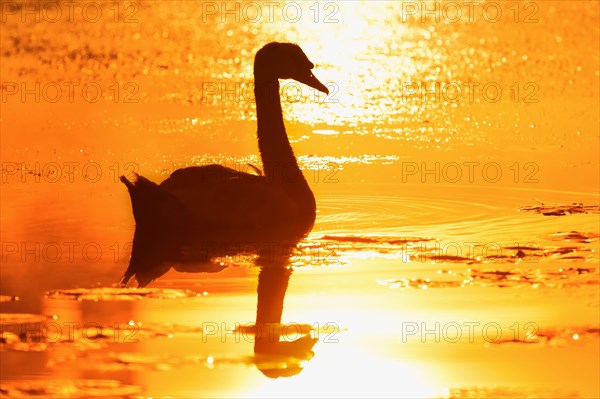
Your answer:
444,386 -> 581,399
45,287 -> 203,301
309,234 -> 598,265
378,267 -> 598,290
520,202 -> 600,216
0,379 -> 142,398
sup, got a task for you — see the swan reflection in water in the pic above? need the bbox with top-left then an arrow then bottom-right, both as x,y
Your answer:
122,235 -> 318,378
119,42 -> 327,377
253,263 -> 317,378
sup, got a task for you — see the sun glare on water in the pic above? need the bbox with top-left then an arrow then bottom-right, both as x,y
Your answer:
243,346 -> 443,398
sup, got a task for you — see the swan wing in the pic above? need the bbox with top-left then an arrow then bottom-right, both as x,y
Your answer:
160,165 -> 293,234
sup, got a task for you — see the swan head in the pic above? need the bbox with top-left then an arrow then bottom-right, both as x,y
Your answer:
255,42 -> 329,94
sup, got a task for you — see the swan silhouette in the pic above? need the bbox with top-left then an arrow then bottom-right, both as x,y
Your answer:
120,42 -> 329,287
253,265 -> 317,378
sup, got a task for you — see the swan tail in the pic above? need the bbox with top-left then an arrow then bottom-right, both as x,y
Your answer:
120,173 -> 189,227
119,174 -> 135,190
120,174 -> 189,287
120,237 -> 171,288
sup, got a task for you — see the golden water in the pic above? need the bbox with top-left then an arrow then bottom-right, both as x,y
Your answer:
1,1 -> 599,397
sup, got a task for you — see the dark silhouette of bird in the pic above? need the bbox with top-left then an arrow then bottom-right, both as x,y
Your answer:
253,265 -> 317,378
120,42 -> 329,287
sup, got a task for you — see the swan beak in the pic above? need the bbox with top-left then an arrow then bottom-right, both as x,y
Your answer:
298,71 -> 329,95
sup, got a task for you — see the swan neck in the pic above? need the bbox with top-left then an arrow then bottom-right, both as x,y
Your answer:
254,78 -> 299,177
253,74 -> 316,227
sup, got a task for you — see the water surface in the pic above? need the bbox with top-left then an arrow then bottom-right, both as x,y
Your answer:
1,1 -> 599,398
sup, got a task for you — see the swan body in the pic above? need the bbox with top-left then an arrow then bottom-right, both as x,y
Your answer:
120,42 -> 328,286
